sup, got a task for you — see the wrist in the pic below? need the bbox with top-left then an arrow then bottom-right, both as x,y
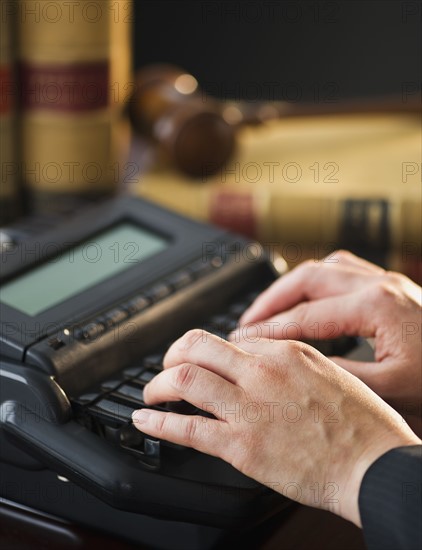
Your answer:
335,431 -> 420,527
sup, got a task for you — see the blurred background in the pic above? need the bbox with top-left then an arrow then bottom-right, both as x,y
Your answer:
134,0 -> 421,101
1,0 -> 421,280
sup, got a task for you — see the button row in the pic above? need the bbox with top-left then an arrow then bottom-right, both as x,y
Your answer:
75,257 -> 224,341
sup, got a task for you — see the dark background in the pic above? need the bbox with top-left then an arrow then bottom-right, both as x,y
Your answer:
133,0 -> 421,103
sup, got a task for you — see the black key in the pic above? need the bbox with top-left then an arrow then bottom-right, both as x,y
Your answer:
88,399 -> 133,426
188,259 -> 214,279
229,302 -> 248,318
100,308 -> 128,328
111,386 -> 167,413
76,321 -> 105,341
145,283 -> 172,303
245,290 -> 261,304
47,337 -> 65,350
137,370 -> 157,383
122,295 -> 150,315
167,270 -> 192,290
207,314 -> 237,333
165,401 -> 198,415
72,391 -> 101,407
101,377 -> 125,392
143,353 -> 164,368
123,357 -> 161,382
114,383 -> 145,403
123,364 -> 145,378
209,314 -> 231,327
331,336 -> 359,356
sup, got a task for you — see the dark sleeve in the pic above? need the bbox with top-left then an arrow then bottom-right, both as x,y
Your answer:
359,445 -> 422,550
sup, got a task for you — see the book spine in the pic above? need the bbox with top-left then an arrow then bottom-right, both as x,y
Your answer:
0,2 -> 20,223
138,174 -> 421,283
18,0 -> 132,209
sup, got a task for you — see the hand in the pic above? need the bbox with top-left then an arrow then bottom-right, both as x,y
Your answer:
132,330 -> 420,526
235,250 -> 422,425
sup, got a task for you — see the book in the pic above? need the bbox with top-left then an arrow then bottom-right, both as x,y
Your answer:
17,0 -> 133,211
135,113 -> 421,281
0,2 -> 20,224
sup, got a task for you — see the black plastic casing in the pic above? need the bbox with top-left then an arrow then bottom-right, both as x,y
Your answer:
0,197 -> 289,544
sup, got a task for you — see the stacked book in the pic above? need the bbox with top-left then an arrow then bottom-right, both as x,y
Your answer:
136,113 -> 421,282
2,0 -> 132,217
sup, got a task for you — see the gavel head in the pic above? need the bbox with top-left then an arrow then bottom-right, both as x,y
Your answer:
128,64 -> 236,177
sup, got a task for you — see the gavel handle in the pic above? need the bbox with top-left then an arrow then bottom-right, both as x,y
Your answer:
232,94 -> 420,126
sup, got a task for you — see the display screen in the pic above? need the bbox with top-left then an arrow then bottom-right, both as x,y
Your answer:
1,223 -> 168,316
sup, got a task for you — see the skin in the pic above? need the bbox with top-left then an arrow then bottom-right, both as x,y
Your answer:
236,249 -> 422,432
132,251 -> 421,527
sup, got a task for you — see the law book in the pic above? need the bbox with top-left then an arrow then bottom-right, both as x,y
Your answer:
135,114 -> 421,281
17,0 -> 133,212
0,2 -> 20,224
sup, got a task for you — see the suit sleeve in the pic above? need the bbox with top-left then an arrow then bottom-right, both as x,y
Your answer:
359,445 -> 422,550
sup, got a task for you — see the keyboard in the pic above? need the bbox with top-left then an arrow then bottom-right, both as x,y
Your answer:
71,287 -> 264,470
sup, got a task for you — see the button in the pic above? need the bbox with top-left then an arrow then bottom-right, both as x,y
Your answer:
143,353 -> 163,368
167,270 -> 192,290
118,425 -> 161,468
188,259 -> 214,279
229,302 -> 248,318
76,322 -> 105,341
210,257 -> 223,268
88,398 -> 133,426
123,364 -> 145,378
0,230 -> 17,253
245,290 -> 261,304
209,314 -> 231,327
72,392 -> 101,407
137,370 -> 157,383
47,337 -> 65,350
144,437 -> 161,459
224,319 -> 238,332
165,400 -> 198,415
114,384 -> 145,403
145,283 -> 172,303
331,336 -> 358,356
111,387 -> 166,412
101,377 -> 125,392
122,295 -> 150,315
100,308 -> 128,328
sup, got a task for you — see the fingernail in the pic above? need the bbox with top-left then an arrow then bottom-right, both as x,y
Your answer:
132,409 -> 152,424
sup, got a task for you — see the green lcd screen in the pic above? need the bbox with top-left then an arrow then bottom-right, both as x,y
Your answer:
1,223 -> 168,316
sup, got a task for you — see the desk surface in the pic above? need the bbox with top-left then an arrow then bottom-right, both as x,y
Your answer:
0,500 -> 366,550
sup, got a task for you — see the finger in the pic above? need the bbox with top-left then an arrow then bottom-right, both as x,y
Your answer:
327,250 -> 385,274
163,329 -> 249,383
132,409 -> 229,457
143,362 -> 243,418
234,289 -> 374,342
239,262 -> 377,326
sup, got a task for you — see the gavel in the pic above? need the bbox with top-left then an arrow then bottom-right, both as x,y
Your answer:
129,64 -> 420,178
128,64 -> 236,177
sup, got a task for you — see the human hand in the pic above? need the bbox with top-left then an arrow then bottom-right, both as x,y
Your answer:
132,330 -> 420,526
235,250 -> 422,422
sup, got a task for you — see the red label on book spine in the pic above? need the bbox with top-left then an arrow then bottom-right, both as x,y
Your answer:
210,191 -> 257,238
0,65 -> 13,115
20,61 -> 109,112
